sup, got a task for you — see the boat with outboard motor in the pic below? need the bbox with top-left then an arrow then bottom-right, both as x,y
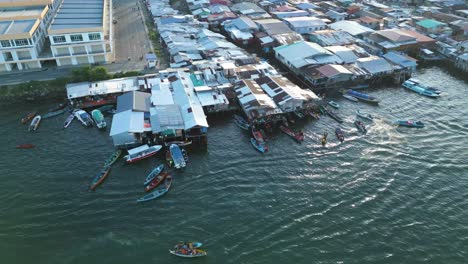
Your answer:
393,120 -> 425,128
346,90 -> 380,104
354,120 -> 367,134
124,144 -> 163,163
75,110 -> 93,127
402,78 -> 440,98
170,144 -> 186,169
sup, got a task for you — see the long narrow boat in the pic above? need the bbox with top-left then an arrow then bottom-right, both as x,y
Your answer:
16,144 -> 35,149
335,128 -> 345,142
327,110 -> 343,123
402,78 -> 440,98
90,166 -> 112,190
137,175 -> 173,202
356,109 -> 374,121
47,103 -> 67,112
143,164 -> 165,186
42,108 -> 66,119
124,144 -> 162,164
21,111 -> 37,124
170,144 -> 186,169
145,172 -> 169,192
104,149 -> 123,167
346,90 -> 380,104
164,140 -> 192,147
393,120 -> 425,128
63,112 -> 75,129
29,115 -> 41,131
354,120 -> 367,134
75,110 -> 93,127
343,94 -> 358,102
91,109 -> 107,129
233,114 -> 250,130
251,126 -> 264,142
318,105 -> 327,115
279,125 -> 304,143
250,138 -> 267,153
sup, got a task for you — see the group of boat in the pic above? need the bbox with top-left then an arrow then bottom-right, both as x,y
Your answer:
138,163 -> 173,202
90,149 -> 123,190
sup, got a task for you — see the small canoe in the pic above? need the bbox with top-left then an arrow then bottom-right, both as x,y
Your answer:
143,164 -> 165,186
327,110 -> 343,123
145,172 -> 169,192
42,108 -> 66,119
354,120 -> 367,134
279,125 -> 304,143
16,144 -> 35,149
335,128 -> 344,143
328,101 -> 340,109
21,111 -> 37,124
90,166 -> 112,190
393,120 -> 425,128
343,94 -> 358,102
356,109 -> 374,121
63,112 -> 75,129
29,115 -> 41,131
138,175 -> 173,202
250,138 -> 267,153
104,149 -> 123,167
233,114 -> 250,130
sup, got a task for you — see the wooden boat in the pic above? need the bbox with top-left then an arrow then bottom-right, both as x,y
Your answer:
63,112 -> 75,129
233,114 -> 250,130
42,108 -> 66,119
279,125 -> 304,143
90,166 -> 112,190
318,105 -> 327,115
170,144 -> 186,169
328,101 -> 340,109
145,172 -> 169,192
343,94 -> 358,102
294,110 -> 305,119
137,175 -> 173,202
104,149 -> 123,167
29,115 -> 41,131
124,144 -> 162,163
169,242 -> 207,258
74,110 -> 93,127
143,164 -> 165,186
327,110 -> 343,123
335,128 -> 344,142
16,144 -> 35,149
250,138 -> 267,153
251,126 -> 264,142
346,90 -> 380,104
354,120 -> 367,134
356,109 -> 374,121
164,140 -> 192,147
393,120 -> 425,128
91,109 -> 107,129
402,78 -> 440,98
21,111 -> 37,124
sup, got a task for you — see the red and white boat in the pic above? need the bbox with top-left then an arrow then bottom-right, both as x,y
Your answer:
145,172 -> 169,192
251,126 -> 269,151
124,144 -> 162,164
279,125 -> 304,143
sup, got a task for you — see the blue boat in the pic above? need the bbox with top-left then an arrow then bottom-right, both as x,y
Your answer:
402,78 -> 440,98
143,164 -> 165,186
170,144 -> 186,169
394,120 -> 425,128
233,115 -> 250,130
346,90 -> 380,104
250,138 -> 267,153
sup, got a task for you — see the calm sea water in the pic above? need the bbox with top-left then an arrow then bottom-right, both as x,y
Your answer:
1,66 -> 467,264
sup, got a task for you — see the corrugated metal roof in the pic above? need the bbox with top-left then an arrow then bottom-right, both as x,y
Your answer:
149,105 -> 185,133
274,41 -> 341,68
330,20 -> 374,36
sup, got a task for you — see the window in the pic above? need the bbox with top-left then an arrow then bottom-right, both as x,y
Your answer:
53,35 -> 66,43
1,40 -> 11,47
14,39 -> 29,46
70,34 -> 83,42
88,33 -> 101,41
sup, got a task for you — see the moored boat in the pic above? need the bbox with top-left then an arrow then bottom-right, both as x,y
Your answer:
328,101 -> 340,109
250,138 -> 267,153
327,110 -> 343,123
74,110 -> 93,127
393,120 -> 425,128
143,164 -> 165,186
90,166 -> 112,190
233,114 -> 250,130
91,109 -> 107,129
48,103 -> 67,112
294,110 -> 305,119
42,108 -> 66,119
318,105 -> 327,114
169,242 -> 207,258
346,90 -> 380,104
343,94 -> 358,102
104,149 -> 123,167
279,125 -> 304,143
170,144 -> 186,169
124,144 -> 163,163
16,144 -> 35,149
137,174 -> 173,202
402,78 -> 440,98
63,112 -> 76,129
251,126 -> 264,142
21,111 -> 37,124
335,128 -> 345,142
145,171 -> 169,192
354,120 -> 367,134
29,115 -> 41,131
356,109 -> 374,121
164,140 -> 192,147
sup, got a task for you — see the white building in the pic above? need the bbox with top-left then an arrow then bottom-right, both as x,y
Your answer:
283,17 -> 327,35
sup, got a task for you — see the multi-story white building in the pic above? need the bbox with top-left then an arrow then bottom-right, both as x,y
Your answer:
0,0 -> 111,72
